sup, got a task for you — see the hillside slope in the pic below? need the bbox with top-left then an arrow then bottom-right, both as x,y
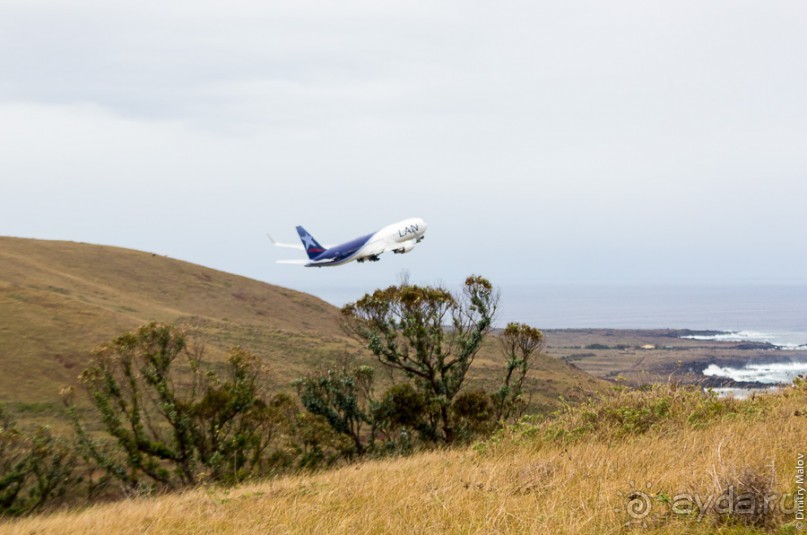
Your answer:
0,237 -> 604,416
0,237 -> 349,408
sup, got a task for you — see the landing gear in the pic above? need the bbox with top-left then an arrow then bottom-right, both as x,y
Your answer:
358,255 -> 381,263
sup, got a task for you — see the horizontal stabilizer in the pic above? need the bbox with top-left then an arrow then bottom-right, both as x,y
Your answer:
267,234 -> 304,251
276,259 -> 309,265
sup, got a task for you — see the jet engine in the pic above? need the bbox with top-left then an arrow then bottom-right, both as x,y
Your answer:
393,243 -> 415,254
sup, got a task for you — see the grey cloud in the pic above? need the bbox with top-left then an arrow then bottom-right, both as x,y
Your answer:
1,0 -> 806,289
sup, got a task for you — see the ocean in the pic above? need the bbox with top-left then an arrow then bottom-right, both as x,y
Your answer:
310,283 -> 807,346
307,283 -> 807,386
495,284 -> 807,349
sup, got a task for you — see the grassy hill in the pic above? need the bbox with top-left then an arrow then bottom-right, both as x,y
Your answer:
0,237 -> 349,414
0,237 -> 603,421
4,382 -> 803,534
6,238 -> 798,532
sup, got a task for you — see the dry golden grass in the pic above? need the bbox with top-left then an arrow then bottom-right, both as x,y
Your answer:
5,384 -> 804,534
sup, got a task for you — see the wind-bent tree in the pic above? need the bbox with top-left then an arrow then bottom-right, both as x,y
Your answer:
67,322 -> 293,491
492,322 -> 545,422
341,275 -> 498,443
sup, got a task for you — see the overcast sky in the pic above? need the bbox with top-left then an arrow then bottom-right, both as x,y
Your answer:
2,0 -> 806,300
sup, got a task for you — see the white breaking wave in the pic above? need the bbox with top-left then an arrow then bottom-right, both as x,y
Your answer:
683,331 -> 807,349
702,361 -> 807,384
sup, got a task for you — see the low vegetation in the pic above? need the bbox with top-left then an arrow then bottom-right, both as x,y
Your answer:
3,379 -> 804,533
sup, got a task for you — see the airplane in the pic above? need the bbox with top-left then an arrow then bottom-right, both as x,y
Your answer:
268,217 -> 427,267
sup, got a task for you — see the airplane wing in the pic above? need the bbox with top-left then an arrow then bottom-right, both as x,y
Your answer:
267,234 -> 305,251
357,242 -> 387,258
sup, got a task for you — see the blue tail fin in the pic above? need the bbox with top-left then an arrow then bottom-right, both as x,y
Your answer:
296,226 -> 326,260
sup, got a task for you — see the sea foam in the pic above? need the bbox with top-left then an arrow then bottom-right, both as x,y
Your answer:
683,330 -> 807,349
702,361 -> 807,384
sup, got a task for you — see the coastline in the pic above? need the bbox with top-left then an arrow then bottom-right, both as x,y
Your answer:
542,328 -> 807,391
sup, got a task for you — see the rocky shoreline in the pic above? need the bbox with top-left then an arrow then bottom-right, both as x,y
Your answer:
542,328 -> 807,389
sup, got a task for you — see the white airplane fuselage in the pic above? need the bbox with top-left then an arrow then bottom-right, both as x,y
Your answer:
283,217 -> 427,267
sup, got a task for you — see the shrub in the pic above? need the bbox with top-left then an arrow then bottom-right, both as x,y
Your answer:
67,323 -> 297,492
295,359 -> 375,455
0,407 -> 78,516
452,389 -> 495,440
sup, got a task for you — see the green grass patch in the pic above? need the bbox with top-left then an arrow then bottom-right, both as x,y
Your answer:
477,381 -> 802,454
